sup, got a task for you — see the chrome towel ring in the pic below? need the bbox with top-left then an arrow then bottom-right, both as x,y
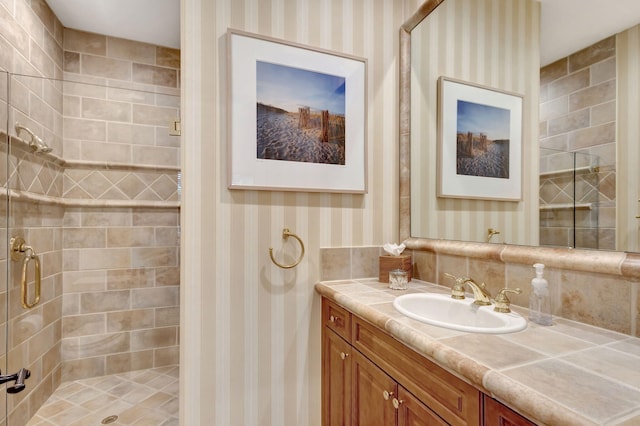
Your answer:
10,237 -> 42,309
269,228 -> 305,269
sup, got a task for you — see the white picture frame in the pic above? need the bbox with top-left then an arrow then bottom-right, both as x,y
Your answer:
437,76 -> 523,201
227,29 -> 367,193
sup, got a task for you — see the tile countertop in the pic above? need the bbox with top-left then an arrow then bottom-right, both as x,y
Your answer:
315,279 -> 640,426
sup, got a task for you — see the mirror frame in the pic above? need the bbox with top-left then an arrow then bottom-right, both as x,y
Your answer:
398,0 -> 640,278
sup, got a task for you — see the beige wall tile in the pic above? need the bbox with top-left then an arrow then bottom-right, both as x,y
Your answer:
131,287 -> 179,309
108,123 -> 155,145
107,268 -> 155,290
132,104 -> 178,126
62,357 -> 105,382
63,228 -> 106,249
78,248 -> 131,270
131,327 -> 176,351
154,346 -> 179,367
156,47 -> 180,68
106,350 -> 154,375
80,290 -> 130,313
81,140 -> 131,163
64,332 -> 129,359
351,247 -> 381,279
569,35 -> 615,72
560,271 -> 633,334
63,117 -> 106,141
63,271 -> 106,293
132,63 -> 177,87
155,307 -> 179,327
63,51 -> 80,73
569,122 -> 616,150
82,98 -> 131,122
132,210 -> 178,227
107,227 -> 154,248
81,54 -> 130,80
131,247 -> 177,268
569,80 -> 616,112
63,314 -> 105,337
320,247 -> 351,281
63,29 -> 106,55
155,267 -> 179,286
108,37 -> 156,64
81,209 -> 132,227
107,309 -> 154,332
132,145 -> 179,167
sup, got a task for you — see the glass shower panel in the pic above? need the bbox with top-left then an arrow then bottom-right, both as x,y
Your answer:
539,148 -> 602,249
6,72 -> 180,424
0,70 -> 9,424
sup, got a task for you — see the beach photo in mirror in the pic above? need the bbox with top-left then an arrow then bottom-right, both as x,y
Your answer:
437,76 -> 523,201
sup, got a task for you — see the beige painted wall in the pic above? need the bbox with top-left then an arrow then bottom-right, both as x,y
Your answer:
181,0 -> 405,424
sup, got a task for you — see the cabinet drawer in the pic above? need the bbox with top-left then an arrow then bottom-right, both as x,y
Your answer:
352,316 -> 480,426
322,298 -> 351,342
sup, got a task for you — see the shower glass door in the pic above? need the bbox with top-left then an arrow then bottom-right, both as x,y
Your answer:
0,70 -> 9,424
5,71 -> 180,424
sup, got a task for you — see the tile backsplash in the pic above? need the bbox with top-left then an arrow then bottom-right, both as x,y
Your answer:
320,242 -> 639,338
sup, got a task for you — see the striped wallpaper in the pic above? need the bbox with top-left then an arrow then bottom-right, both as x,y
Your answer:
617,24 -> 640,252
182,0 -> 406,424
409,0 -> 540,246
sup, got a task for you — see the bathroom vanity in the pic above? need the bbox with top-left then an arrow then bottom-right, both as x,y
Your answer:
317,279 -> 640,426
321,297 -> 532,425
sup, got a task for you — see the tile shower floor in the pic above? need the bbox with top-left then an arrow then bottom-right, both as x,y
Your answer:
26,366 -> 179,426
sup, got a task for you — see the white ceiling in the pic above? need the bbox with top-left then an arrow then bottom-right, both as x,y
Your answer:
44,0 -> 640,63
45,0 -> 180,49
539,0 -> 640,66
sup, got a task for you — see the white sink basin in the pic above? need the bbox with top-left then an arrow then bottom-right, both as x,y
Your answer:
393,293 -> 527,334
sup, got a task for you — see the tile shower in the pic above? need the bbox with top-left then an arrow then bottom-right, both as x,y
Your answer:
0,3 -> 181,424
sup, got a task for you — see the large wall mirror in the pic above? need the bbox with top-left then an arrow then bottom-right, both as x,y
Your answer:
400,0 -> 640,253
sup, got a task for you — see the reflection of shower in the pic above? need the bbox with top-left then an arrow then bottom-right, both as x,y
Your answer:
15,123 -> 53,153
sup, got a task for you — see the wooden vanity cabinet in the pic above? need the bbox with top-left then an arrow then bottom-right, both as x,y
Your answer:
322,301 -> 352,425
322,297 -> 539,426
483,395 -> 536,426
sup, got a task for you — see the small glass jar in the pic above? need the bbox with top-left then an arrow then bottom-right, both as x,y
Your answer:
389,269 -> 408,290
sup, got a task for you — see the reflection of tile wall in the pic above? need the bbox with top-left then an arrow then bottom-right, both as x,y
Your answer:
539,36 -> 616,250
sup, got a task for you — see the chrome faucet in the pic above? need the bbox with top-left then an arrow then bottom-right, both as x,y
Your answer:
444,273 -> 492,306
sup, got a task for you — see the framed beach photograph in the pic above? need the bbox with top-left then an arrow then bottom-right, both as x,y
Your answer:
437,76 -> 523,201
227,29 -> 367,193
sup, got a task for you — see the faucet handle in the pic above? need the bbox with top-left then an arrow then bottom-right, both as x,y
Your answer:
444,273 -> 467,300
494,288 -> 522,313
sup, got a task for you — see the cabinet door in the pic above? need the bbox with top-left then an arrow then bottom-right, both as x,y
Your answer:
352,351 -> 397,426
323,328 -> 352,426
483,396 -> 536,426
397,387 -> 449,426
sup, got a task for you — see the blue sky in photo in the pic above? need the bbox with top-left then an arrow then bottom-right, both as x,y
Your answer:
457,100 -> 510,140
256,61 -> 345,114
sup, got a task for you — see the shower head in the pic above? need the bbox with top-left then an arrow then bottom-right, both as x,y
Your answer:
14,123 -> 53,154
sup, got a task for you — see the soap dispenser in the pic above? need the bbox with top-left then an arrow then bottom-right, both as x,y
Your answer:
529,263 -> 552,325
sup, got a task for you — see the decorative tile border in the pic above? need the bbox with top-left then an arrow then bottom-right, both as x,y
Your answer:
4,133 -> 180,209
